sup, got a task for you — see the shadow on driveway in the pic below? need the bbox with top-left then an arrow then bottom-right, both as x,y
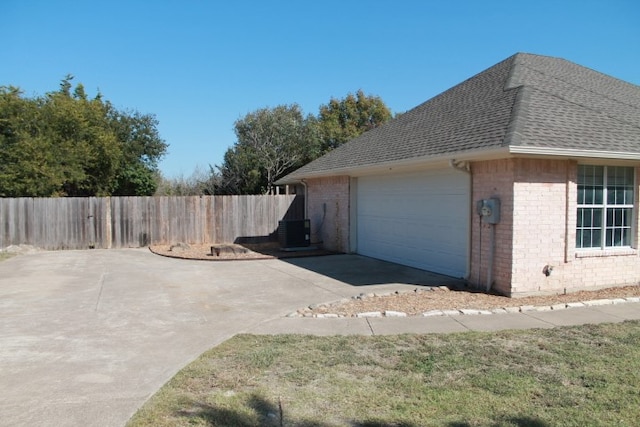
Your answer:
282,254 -> 466,288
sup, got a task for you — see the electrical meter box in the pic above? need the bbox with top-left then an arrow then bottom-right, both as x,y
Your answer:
476,198 -> 500,224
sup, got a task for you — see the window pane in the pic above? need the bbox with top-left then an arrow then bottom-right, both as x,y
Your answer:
625,188 -> 634,204
615,229 -> 623,246
577,230 -> 589,248
595,186 -> 603,204
578,165 -> 604,205
583,186 -> 603,204
592,229 -> 602,247
576,226 -> 603,248
608,185 -> 633,205
606,167 -> 634,205
605,228 -> 629,247
577,209 -> 583,227
580,165 -> 603,185
607,166 -> 633,186
623,208 -> 631,226
604,208 -> 632,247
578,208 -> 600,227
593,209 -> 602,227
607,208 -> 632,227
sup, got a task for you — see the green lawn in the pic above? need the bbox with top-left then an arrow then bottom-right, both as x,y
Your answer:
128,321 -> 640,427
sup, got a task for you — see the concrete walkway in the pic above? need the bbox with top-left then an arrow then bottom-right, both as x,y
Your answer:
1,249 -> 638,427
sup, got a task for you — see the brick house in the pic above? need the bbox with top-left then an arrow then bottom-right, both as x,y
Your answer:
278,53 -> 640,296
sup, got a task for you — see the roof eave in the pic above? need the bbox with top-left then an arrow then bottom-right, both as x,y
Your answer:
277,146 -> 640,184
277,147 -> 513,183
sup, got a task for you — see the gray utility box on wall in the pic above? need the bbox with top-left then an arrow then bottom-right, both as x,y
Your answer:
278,219 -> 311,248
476,198 -> 501,224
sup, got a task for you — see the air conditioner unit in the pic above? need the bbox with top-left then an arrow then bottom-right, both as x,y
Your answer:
278,219 -> 311,248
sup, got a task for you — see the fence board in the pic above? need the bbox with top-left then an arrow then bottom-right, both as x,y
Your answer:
0,195 -> 303,250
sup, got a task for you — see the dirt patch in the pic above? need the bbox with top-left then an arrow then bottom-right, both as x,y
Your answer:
149,242 -> 336,261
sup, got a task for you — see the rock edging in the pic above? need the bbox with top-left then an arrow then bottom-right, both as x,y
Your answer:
286,287 -> 640,318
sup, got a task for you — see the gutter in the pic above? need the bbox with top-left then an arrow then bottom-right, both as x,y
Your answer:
300,179 -> 308,218
508,146 -> 640,161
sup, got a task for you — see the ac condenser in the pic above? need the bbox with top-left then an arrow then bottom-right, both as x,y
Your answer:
278,219 -> 311,248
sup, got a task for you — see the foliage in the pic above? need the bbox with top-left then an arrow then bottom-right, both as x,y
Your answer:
109,108 -> 167,196
214,91 -> 391,194
216,143 -> 264,195
128,321 -> 640,427
0,76 -> 167,197
217,104 -> 320,195
155,166 -> 218,196
317,89 -> 392,153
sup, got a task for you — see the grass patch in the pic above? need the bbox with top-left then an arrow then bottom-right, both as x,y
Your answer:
0,252 -> 16,262
128,321 -> 640,427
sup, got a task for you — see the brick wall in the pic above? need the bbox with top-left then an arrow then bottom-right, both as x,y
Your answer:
510,159 -> 573,295
473,158 -> 640,296
470,159 -> 515,295
306,176 -> 350,252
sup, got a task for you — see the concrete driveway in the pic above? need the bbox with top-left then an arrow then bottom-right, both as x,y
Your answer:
0,248 -> 459,427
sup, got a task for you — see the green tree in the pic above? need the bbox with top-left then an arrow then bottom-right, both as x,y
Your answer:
213,92 -> 390,195
317,89 -> 392,153
223,104 -> 318,194
108,108 -> 167,196
216,143 -> 264,195
0,78 -> 167,197
43,84 -> 123,196
0,86 -> 60,196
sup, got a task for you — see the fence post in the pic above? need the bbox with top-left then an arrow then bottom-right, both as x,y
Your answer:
105,196 -> 112,249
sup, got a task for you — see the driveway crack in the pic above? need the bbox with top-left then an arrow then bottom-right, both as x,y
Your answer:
366,318 -> 375,335
94,272 -> 107,312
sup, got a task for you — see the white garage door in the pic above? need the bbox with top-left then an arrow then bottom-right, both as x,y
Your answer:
356,168 -> 469,278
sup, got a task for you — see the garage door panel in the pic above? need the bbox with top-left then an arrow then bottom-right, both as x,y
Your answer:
356,169 -> 469,278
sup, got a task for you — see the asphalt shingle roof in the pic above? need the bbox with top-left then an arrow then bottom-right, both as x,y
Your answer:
281,53 -> 640,182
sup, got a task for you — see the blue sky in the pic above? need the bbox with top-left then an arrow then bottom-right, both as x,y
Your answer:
2,1 -> 639,178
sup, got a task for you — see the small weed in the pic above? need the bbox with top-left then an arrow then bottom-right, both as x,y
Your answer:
397,350 -> 435,376
0,251 -> 16,262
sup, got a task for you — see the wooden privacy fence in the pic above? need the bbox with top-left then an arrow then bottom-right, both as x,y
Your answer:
0,195 -> 304,250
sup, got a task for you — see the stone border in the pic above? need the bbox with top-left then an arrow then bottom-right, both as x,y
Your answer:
287,287 -> 640,318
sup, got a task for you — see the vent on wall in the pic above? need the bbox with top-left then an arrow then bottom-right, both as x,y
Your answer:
278,219 -> 311,248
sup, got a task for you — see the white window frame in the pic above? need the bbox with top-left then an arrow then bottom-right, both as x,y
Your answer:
576,165 -> 635,251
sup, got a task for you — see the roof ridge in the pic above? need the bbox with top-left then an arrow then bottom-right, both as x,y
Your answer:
504,52 -> 529,90
526,85 -> 640,133
502,86 -> 530,146
517,60 -> 640,112
504,54 -> 640,139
